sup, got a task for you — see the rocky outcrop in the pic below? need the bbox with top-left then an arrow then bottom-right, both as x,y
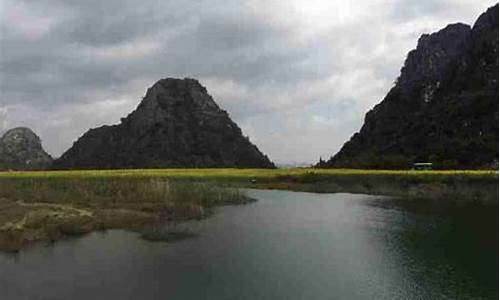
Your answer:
320,4 -> 499,169
54,78 -> 274,169
0,127 -> 53,170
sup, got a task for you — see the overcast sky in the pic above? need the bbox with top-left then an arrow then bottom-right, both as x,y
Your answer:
0,0 -> 496,164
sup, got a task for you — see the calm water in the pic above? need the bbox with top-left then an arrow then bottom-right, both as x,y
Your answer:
0,190 -> 497,300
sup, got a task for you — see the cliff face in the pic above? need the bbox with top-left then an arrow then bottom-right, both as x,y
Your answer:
321,4 -> 498,169
54,78 -> 274,169
0,127 -> 53,170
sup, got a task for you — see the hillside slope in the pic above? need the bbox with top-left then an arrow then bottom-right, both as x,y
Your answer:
320,4 -> 498,169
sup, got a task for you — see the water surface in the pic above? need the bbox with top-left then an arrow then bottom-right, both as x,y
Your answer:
1,190 -> 497,299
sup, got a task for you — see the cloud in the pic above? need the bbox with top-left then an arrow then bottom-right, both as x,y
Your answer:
0,0 -> 497,163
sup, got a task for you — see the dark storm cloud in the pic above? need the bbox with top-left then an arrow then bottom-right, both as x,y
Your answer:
0,0 -> 496,163
1,0 -> 317,105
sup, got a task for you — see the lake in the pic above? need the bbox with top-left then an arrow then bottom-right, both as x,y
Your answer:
0,189 -> 497,299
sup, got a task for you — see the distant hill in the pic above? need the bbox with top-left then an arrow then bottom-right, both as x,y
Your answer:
0,127 -> 53,170
54,78 -> 275,169
319,4 -> 499,169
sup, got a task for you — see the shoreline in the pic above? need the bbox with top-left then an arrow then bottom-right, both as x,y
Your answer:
237,176 -> 498,203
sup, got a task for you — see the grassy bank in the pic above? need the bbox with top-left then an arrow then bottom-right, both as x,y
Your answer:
1,168 -> 497,200
0,168 -> 497,181
243,169 -> 499,202
0,168 -> 497,251
0,178 -> 251,251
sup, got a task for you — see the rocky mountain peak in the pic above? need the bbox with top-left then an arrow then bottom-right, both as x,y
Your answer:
473,3 -> 499,32
127,78 -> 223,125
140,78 -> 215,108
54,78 -> 275,169
397,23 -> 471,95
2,127 -> 41,147
0,127 -> 53,170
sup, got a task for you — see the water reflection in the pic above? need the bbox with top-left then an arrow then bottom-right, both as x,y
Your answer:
364,197 -> 498,299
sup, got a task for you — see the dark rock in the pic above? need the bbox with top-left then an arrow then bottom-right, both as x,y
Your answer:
0,127 -> 53,170
320,4 -> 499,169
54,78 -> 275,169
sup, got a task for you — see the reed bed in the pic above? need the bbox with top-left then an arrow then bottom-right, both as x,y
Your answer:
0,178 -> 251,251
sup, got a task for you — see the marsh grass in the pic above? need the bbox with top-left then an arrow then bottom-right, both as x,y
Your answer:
0,168 -> 496,182
0,178 -> 252,251
0,178 -> 250,207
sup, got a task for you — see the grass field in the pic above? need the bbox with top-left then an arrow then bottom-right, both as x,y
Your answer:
1,168 -> 497,194
1,168 -> 497,203
0,168 -> 497,180
0,168 -> 497,251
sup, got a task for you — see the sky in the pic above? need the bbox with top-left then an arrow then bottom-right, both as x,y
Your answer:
0,0 -> 497,165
